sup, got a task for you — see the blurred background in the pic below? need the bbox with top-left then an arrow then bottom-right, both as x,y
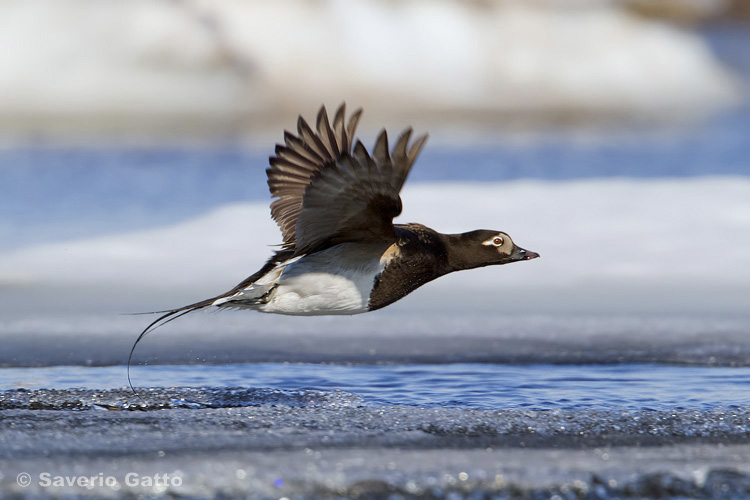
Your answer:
0,0 -> 749,367
0,0 -> 747,139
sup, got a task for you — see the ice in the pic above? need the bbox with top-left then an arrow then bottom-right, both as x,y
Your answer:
1,177 -> 748,367
1,313 -> 750,368
0,387 -> 362,411
1,177 -> 748,310
2,388 -> 750,498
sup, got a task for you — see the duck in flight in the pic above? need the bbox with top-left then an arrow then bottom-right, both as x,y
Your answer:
130,104 -> 539,377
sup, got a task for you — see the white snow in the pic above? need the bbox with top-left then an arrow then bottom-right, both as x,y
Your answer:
0,0 -> 737,131
1,178 -> 748,314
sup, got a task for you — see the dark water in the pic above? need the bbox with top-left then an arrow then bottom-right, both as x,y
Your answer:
3,362 -> 750,411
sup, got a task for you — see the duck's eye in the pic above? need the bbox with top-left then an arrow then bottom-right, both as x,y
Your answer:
482,235 -> 506,247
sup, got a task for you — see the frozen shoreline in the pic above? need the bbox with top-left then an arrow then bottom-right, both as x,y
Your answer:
2,312 -> 750,368
2,178 -> 748,373
2,391 -> 750,498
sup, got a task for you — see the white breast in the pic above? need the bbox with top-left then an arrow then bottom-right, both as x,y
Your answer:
257,243 -> 389,316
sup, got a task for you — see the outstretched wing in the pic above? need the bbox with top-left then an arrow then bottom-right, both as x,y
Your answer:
267,104 -> 428,255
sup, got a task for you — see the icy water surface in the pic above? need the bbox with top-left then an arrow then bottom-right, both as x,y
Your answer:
3,362 -> 750,411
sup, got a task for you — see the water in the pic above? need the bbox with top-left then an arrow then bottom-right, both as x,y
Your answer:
3,362 -> 750,411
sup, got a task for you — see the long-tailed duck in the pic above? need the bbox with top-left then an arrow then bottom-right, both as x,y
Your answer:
130,104 -> 539,387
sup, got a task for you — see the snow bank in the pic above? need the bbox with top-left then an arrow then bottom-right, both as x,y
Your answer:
1,178 -> 748,314
0,0 -> 737,136
209,0 -> 737,117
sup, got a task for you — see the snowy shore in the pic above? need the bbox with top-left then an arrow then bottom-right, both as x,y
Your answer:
2,178 -> 748,313
2,391 -> 750,499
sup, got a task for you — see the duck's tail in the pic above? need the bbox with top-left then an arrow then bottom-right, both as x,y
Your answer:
127,296 -> 217,399
128,249 -> 296,399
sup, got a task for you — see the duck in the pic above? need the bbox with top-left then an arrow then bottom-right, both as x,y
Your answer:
130,104 -> 539,376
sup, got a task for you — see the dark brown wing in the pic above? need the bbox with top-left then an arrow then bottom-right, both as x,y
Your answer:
267,104 -> 428,255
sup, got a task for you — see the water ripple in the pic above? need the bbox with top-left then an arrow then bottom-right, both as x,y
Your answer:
3,362 -> 750,411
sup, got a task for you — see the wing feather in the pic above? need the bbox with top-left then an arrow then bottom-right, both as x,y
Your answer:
316,107 -> 340,157
297,115 -> 331,161
333,105 -> 347,152
266,104 -> 427,254
282,131 -> 325,165
372,129 -> 390,165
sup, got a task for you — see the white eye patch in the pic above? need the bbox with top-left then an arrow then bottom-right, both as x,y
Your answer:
482,235 -> 504,247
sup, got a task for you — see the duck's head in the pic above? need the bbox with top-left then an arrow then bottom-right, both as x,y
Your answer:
445,229 -> 540,271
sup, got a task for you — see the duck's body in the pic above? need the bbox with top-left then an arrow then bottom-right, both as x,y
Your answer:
224,241 -> 390,316
131,104 -> 539,372
211,223 -> 444,315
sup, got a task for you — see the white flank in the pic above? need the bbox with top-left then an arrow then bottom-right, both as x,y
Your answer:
246,244 -> 389,316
